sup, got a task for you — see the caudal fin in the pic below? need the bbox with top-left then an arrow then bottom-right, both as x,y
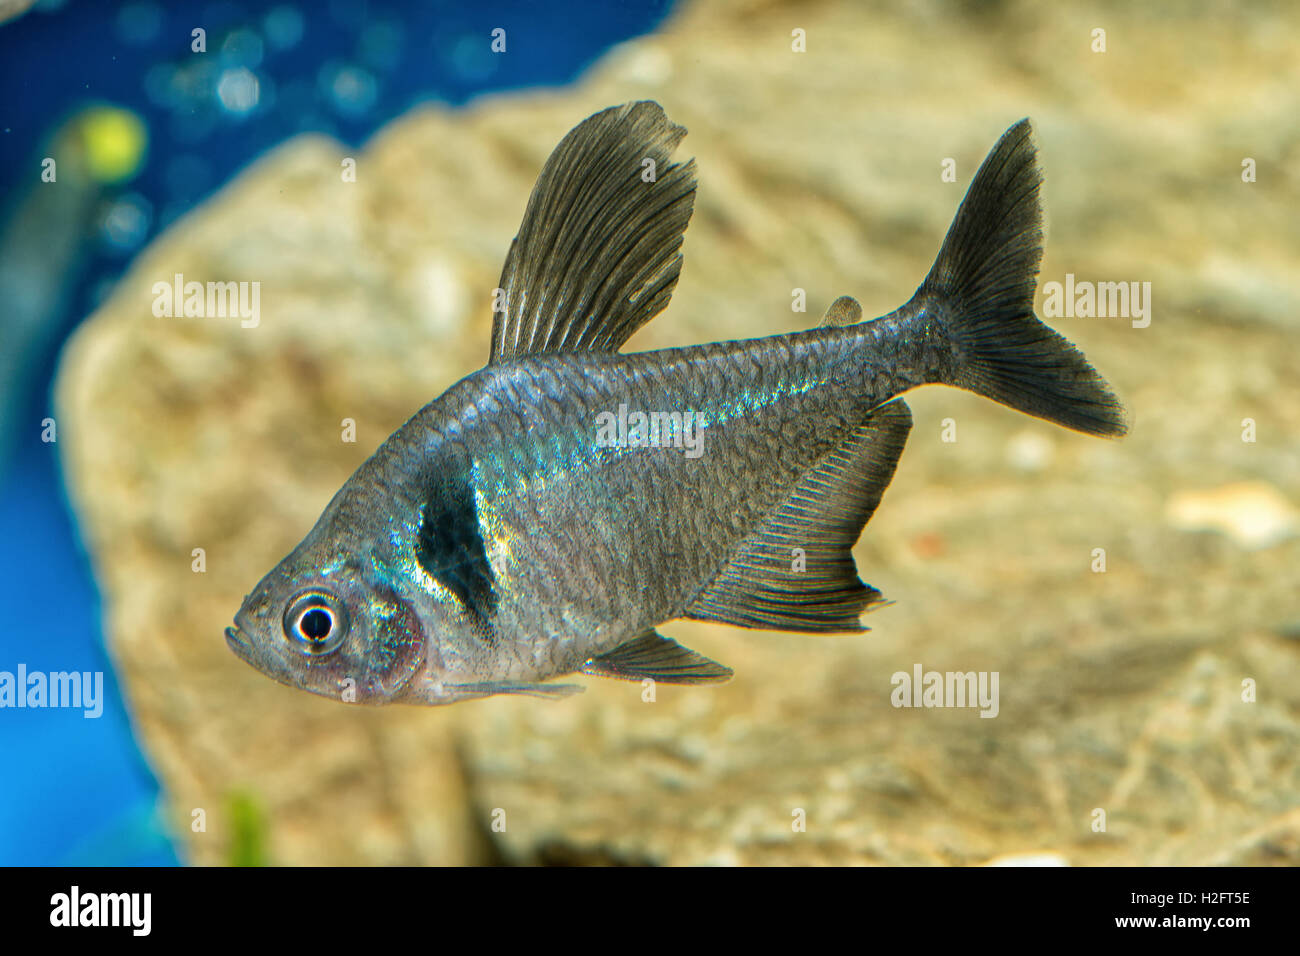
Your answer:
917,119 -> 1128,438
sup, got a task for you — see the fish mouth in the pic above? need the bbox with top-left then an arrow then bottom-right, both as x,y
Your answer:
225,625 -> 252,660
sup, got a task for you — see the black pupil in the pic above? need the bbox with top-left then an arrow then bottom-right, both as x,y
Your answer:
299,607 -> 333,641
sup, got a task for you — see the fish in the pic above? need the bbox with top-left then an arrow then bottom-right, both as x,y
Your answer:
0,105 -> 148,476
225,101 -> 1127,706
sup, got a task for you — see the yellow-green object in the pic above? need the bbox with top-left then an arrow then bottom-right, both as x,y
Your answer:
76,105 -> 148,184
226,791 -> 269,867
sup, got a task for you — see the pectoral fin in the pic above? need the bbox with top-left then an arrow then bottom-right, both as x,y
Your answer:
444,681 -> 585,700
582,630 -> 733,684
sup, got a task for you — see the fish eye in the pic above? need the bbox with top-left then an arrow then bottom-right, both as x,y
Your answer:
283,590 -> 349,655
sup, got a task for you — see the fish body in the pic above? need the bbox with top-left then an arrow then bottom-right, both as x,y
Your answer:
226,102 -> 1127,705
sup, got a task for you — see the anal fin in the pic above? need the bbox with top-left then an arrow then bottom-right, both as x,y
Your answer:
685,399 -> 912,632
582,630 -> 733,684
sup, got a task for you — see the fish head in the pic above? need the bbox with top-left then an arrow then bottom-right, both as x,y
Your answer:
224,543 -> 429,705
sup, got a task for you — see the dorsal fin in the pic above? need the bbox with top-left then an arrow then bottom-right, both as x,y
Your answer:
820,295 -> 863,327
582,630 -> 733,684
489,101 -> 697,363
685,399 -> 912,632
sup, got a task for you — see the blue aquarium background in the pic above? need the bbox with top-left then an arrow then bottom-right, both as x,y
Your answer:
0,0 -> 673,866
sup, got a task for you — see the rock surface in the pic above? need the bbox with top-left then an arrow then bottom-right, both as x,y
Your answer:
57,0 -> 1299,865
0,0 -> 37,28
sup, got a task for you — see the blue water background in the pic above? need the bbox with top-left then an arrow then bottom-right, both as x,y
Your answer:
0,0 -> 673,866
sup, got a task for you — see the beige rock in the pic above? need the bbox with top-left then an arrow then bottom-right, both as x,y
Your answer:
57,0 -> 1300,865
1166,482 -> 1298,550
984,852 -> 1070,867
